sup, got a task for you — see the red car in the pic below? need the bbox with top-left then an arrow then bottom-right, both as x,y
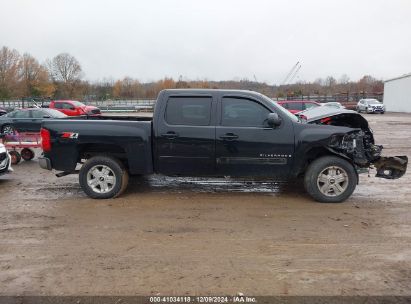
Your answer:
49,100 -> 101,116
277,100 -> 321,114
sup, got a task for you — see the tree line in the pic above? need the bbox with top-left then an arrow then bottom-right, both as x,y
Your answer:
0,46 -> 384,101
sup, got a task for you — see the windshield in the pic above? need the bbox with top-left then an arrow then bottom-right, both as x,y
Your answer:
368,99 -> 381,105
70,100 -> 85,107
261,95 -> 299,123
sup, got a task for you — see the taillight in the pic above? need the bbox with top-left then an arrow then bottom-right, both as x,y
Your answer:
40,128 -> 51,152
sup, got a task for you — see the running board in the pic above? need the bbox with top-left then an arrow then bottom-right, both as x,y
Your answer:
56,170 -> 79,177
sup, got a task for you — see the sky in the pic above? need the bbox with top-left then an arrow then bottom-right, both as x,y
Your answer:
1,0 -> 410,84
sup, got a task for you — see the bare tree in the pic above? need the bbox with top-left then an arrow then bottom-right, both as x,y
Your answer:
0,46 -> 21,98
47,53 -> 82,82
46,53 -> 83,98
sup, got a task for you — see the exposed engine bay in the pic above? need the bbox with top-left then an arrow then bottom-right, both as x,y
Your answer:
301,109 -> 408,179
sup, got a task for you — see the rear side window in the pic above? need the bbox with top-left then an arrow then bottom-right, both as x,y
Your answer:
53,102 -> 62,109
221,97 -> 270,127
165,97 -> 212,126
14,111 -> 30,118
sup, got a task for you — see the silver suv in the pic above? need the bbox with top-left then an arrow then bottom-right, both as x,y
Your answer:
356,99 -> 385,114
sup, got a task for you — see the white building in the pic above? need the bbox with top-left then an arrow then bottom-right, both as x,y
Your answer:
383,73 -> 411,113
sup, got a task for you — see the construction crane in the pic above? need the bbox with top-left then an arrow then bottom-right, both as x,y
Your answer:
288,64 -> 301,84
282,61 -> 302,85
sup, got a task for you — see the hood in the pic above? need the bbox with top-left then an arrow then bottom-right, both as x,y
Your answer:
299,106 -> 359,122
298,106 -> 370,132
83,105 -> 101,114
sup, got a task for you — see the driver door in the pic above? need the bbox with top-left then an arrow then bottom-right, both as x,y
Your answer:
215,96 -> 295,178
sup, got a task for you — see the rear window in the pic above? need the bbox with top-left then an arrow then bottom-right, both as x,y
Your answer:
165,97 -> 212,126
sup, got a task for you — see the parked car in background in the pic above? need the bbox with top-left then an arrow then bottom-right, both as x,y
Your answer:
0,141 -> 12,176
356,99 -> 385,114
0,108 -> 67,134
277,100 -> 321,114
49,100 -> 101,116
0,108 -> 7,116
322,102 -> 345,109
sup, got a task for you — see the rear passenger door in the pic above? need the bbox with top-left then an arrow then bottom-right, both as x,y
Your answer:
12,110 -> 32,132
155,95 -> 217,175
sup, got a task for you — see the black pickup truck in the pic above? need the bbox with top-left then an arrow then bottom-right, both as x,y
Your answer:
38,89 -> 407,203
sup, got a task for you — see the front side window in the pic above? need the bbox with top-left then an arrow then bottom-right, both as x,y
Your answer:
31,110 -> 46,118
62,103 -> 74,110
221,97 -> 270,127
165,96 -> 212,126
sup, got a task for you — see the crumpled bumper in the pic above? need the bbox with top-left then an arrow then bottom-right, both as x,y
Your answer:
373,156 -> 408,179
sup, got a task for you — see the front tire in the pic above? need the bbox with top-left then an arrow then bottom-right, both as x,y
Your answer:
79,156 -> 129,199
304,156 -> 357,203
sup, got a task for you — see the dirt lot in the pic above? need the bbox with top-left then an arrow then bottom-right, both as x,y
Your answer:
0,112 -> 410,296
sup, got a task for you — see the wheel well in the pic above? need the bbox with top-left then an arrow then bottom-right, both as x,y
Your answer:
298,147 -> 351,177
78,144 -> 128,166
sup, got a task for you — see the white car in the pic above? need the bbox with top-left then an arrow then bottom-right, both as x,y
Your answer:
356,99 -> 385,114
0,143 -> 12,176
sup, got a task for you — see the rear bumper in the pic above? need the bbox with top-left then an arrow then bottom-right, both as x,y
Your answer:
38,157 -> 52,170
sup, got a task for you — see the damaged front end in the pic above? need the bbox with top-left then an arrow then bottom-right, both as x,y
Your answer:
305,110 -> 408,179
326,130 -> 408,179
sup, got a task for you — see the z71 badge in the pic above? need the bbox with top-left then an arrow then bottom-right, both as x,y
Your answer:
61,132 -> 79,139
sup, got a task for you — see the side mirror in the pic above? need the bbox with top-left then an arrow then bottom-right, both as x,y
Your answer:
267,113 -> 281,128
43,115 -> 51,119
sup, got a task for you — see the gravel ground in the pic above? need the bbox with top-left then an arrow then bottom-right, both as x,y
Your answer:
0,112 -> 410,296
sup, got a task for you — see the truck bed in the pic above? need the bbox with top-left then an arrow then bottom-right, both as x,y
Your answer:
66,115 -> 153,122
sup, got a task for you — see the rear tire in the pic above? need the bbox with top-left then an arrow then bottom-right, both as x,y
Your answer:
79,156 -> 129,199
304,156 -> 357,203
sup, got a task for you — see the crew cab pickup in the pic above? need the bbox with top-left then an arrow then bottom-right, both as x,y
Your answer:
38,89 -> 408,203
